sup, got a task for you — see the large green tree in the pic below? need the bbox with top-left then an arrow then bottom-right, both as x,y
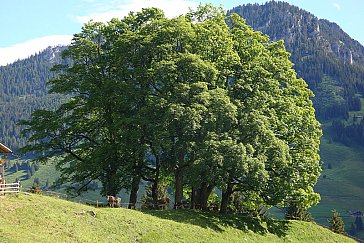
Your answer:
20,5 -> 321,211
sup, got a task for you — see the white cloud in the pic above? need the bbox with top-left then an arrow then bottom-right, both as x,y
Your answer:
0,35 -> 73,66
75,0 -> 198,24
333,3 -> 341,10
0,0 -> 197,66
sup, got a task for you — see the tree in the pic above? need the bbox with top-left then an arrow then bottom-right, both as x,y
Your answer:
224,12 -> 322,212
20,20 -> 133,196
349,223 -> 357,235
30,162 -> 36,176
141,181 -> 169,210
14,163 -> 18,172
26,169 -> 31,179
329,209 -> 345,234
20,5 -> 321,212
355,216 -> 363,231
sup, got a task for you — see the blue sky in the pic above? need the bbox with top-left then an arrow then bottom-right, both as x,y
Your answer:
0,0 -> 363,66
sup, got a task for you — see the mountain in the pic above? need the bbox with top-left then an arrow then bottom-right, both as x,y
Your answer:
3,2 -> 364,149
0,46 -> 66,149
228,1 -> 364,121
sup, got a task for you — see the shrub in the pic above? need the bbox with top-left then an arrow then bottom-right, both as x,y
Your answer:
285,205 -> 314,222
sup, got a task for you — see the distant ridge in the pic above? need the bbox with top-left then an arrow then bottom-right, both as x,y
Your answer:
0,46 -> 66,149
228,1 -> 364,120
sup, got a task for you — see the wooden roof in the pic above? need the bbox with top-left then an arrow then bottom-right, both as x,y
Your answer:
0,143 -> 12,153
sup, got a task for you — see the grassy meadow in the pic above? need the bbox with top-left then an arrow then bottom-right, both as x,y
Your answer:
4,115 -> 364,239
311,134 -> 364,239
0,193 -> 355,242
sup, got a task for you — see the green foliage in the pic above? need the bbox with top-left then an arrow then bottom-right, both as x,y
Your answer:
20,5 -> 321,211
285,205 -> 314,222
141,182 -> 169,210
229,191 -> 267,217
331,117 -> 364,146
329,209 -> 345,234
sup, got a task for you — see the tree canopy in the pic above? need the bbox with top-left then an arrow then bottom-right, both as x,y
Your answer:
20,5 -> 322,213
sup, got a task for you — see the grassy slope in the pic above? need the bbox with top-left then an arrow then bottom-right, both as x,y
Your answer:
5,116 -> 364,238
0,193 -> 354,243
5,158 -> 60,190
311,134 -> 364,238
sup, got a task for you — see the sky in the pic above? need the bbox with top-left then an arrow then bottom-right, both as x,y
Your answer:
0,0 -> 363,66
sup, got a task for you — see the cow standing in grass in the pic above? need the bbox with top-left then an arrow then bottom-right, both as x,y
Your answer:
107,196 -> 121,208
157,197 -> 170,210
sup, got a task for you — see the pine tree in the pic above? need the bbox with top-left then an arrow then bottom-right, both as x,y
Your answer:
349,223 -> 356,235
329,209 -> 345,234
26,169 -> 32,179
355,216 -> 363,231
30,163 -> 36,176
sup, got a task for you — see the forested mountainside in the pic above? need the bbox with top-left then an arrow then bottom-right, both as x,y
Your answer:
2,2 -> 364,149
228,1 -> 364,121
0,46 -> 66,149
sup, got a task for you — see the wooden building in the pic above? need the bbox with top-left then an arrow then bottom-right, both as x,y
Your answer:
0,143 -> 12,184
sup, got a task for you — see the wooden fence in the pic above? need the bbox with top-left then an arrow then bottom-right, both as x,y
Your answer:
0,182 -> 21,194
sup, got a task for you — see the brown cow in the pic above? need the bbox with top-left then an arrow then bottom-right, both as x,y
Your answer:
157,197 -> 170,210
107,195 -> 121,208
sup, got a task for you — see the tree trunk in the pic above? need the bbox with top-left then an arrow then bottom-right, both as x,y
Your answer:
200,183 -> 214,211
151,180 -> 158,209
220,182 -> 233,214
174,169 -> 183,209
151,152 -> 161,209
190,186 -> 197,209
128,176 -> 140,209
103,166 -> 119,196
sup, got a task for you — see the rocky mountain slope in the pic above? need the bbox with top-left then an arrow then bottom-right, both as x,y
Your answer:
228,1 -> 364,120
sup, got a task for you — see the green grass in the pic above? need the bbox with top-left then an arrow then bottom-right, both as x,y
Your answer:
5,158 -> 60,190
310,135 -> 364,238
5,123 -> 364,239
0,193 -> 355,243
4,158 -> 147,207
313,103 -> 364,239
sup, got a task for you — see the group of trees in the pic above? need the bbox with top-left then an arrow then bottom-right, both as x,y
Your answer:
331,118 -> 364,146
5,160 -> 40,177
20,6 -> 322,214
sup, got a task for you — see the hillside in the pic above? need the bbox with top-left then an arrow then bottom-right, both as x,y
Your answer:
0,193 -> 355,243
1,2 -> 364,151
1,2 -> 364,239
0,46 -> 67,149
228,1 -> 364,120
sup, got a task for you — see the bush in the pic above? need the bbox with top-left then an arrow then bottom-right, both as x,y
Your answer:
228,191 -> 267,217
285,205 -> 314,222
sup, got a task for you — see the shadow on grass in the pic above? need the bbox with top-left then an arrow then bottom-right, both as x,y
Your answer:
143,209 -> 289,237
